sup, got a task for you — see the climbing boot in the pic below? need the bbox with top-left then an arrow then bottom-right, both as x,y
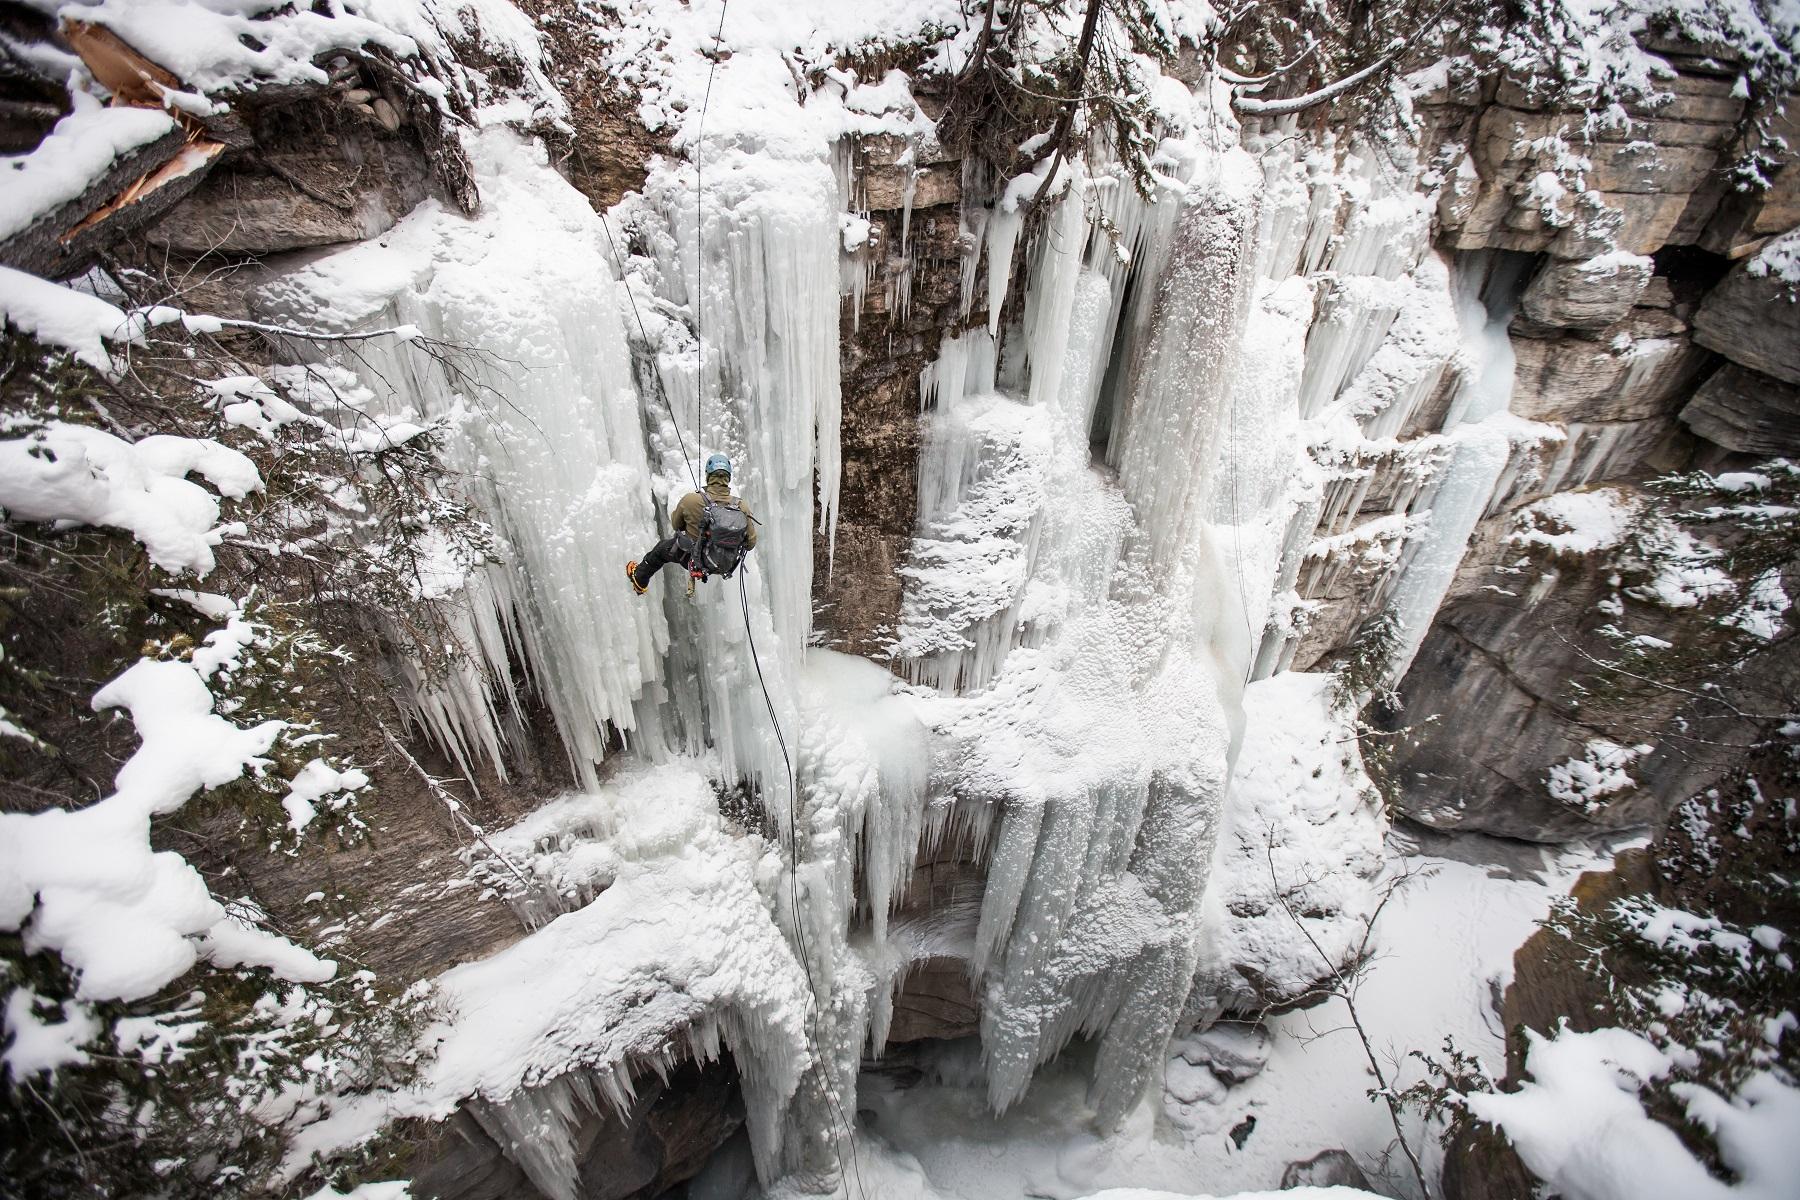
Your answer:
625,560 -> 648,595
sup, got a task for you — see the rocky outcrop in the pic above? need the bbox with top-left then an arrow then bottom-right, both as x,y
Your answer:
1448,83 -> 1686,253
0,16 -> 477,281
1692,254 -> 1800,385
1509,308 -> 1712,425
813,121 -> 973,656
1518,251 -> 1652,330
147,103 -> 434,255
510,0 -> 666,212
1380,477 -> 1796,840
1369,56 -> 1800,841
888,958 -> 981,1043
1679,362 -> 1800,454
1441,70 -> 1798,262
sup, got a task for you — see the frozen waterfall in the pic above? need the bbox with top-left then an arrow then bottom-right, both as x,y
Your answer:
249,58 -> 1543,1199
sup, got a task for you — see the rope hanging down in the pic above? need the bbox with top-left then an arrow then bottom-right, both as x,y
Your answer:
691,3 -> 866,1195
737,573 -> 868,1199
693,0 -> 727,474
600,2 -> 868,1188
598,213 -> 700,490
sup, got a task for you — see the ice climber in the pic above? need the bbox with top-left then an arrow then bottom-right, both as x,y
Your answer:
626,453 -> 757,593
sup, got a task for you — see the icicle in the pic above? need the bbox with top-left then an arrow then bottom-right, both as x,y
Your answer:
1374,249 -> 1531,686
983,205 -> 1024,337
1112,162 -> 1263,570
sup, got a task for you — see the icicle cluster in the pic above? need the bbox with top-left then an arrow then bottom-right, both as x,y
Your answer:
254,130 -> 671,787
887,93 -> 1317,1120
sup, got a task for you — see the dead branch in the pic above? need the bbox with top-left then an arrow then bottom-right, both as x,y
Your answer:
376,719 -> 533,893
1266,836 -> 1433,1198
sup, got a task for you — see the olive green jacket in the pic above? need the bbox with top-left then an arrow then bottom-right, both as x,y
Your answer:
672,476 -> 757,548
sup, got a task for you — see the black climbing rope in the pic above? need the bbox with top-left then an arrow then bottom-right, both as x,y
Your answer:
598,212 -> 701,491
693,0 -> 728,475
737,571 -> 868,1199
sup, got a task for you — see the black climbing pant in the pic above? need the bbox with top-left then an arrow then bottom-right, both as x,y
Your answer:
633,534 -> 695,589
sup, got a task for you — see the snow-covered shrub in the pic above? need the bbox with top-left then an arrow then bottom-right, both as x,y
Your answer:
1,958 -> 431,1200
1544,738 -> 1653,814
938,0 -> 1192,212
0,272 -> 507,1195
1330,606 -> 1406,711
1509,467 -> 1800,796
1420,747 -> 1799,1198
1485,0 -> 1800,188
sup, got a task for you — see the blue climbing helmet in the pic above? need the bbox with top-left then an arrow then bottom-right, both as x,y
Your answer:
704,453 -> 732,479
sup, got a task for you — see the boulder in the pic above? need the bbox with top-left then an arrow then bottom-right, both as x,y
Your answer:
1679,362 -> 1800,454
1281,1149 -> 1373,1190
1519,251 -> 1653,330
1692,255 -> 1800,384
887,957 -> 981,1043
1509,321 -> 1713,424
1164,1056 -> 1228,1106
1170,1021 -> 1273,1083
148,126 -> 432,255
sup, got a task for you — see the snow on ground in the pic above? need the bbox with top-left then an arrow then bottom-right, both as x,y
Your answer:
1194,673 -> 1386,1013
841,836 -> 1612,1200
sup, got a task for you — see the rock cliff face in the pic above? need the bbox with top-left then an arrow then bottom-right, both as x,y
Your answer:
814,122 -> 968,657
1440,739 -> 1800,1198
1345,54 -> 1800,841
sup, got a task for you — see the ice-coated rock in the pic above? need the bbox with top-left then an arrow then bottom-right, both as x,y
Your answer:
1280,1148 -> 1373,1190
1163,1056 -> 1228,1106
1171,1021 -> 1272,1084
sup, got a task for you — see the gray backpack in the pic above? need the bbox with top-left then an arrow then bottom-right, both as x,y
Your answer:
694,497 -> 750,578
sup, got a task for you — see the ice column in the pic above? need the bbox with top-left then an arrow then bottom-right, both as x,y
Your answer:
630,51 -> 848,805
1112,160 -> 1263,573
904,135 -> 1287,1123
1375,250 -> 1530,686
